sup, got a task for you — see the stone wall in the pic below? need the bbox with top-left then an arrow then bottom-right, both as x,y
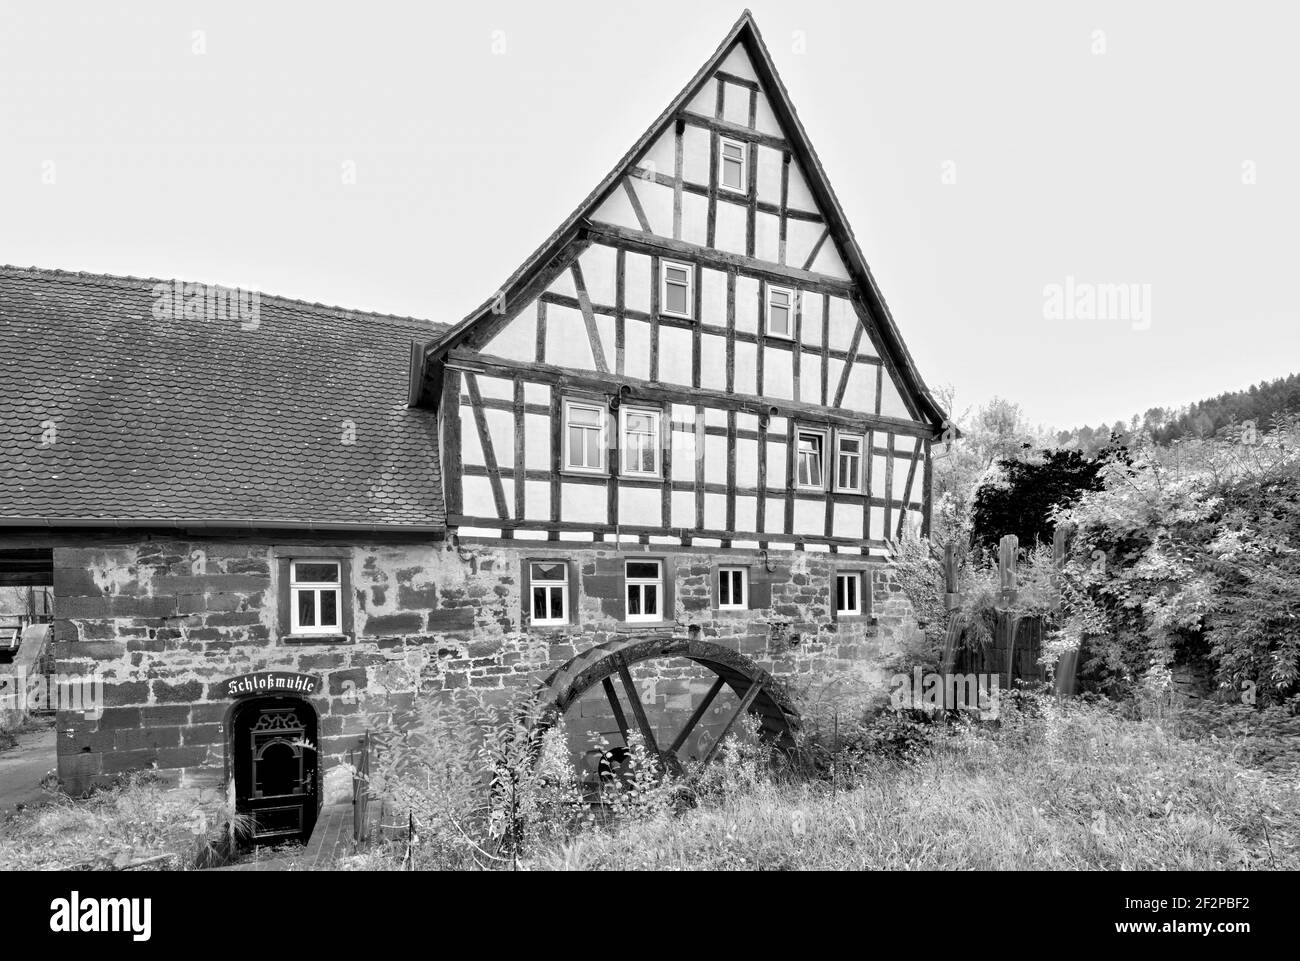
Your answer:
50,536 -> 921,801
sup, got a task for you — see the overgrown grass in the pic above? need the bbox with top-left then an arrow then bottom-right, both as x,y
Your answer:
529,697 -> 1298,870
0,772 -> 229,871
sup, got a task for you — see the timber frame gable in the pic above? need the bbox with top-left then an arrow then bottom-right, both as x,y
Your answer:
413,10 -> 951,552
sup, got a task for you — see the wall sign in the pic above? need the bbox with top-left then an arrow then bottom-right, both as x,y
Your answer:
222,671 -> 321,698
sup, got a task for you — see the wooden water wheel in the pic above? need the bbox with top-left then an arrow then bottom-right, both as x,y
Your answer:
532,635 -> 798,787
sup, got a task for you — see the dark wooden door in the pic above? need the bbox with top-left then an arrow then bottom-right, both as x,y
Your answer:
232,697 -> 318,845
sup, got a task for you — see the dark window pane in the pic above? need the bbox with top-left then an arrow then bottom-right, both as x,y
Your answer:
297,590 -> 316,627
835,577 -> 845,611
549,589 -> 565,620
320,590 -> 338,626
719,572 -> 731,605
626,561 -> 660,580
532,587 -> 548,619
627,586 -> 641,616
666,283 -> 688,314
644,585 -> 658,616
294,563 -> 338,583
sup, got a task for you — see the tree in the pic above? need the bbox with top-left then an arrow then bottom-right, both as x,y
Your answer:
969,448 -> 1105,553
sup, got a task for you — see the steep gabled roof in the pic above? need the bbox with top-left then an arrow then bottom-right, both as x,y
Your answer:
411,9 -> 948,430
0,266 -> 448,532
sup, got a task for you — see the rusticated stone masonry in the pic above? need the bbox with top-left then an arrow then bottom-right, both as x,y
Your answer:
49,537 -> 921,804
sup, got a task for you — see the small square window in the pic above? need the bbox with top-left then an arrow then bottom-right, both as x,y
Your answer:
796,430 -> 826,490
766,285 -> 794,339
720,138 -> 747,193
660,260 -> 694,318
835,433 -> 863,492
621,406 -> 662,477
529,561 -> 569,626
290,560 -> 342,635
835,571 -> 861,616
625,560 -> 663,622
717,567 -> 748,610
564,399 -> 606,473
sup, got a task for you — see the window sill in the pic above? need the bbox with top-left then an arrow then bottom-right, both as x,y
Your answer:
280,633 -> 353,646
617,620 -> 674,632
833,614 -> 874,624
560,468 -> 608,480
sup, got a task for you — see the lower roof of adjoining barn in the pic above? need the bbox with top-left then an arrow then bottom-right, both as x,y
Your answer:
0,266 -> 449,531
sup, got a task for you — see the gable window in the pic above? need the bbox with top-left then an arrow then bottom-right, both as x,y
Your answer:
835,433 -> 863,492
529,562 -> 569,626
795,430 -> 826,490
625,560 -> 663,622
290,561 -> 341,635
621,406 -> 662,477
660,260 -> 694,318
835,571 -> 861,616
564,399 -> 606,473
717,567 -> 748,610
766,285 -> 794,338
720,138 -> 747,192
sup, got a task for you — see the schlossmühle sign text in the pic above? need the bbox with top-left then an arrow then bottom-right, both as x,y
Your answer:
222,672 -> 321,698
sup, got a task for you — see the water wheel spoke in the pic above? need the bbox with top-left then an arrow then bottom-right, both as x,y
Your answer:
667,675 -> 726,756
614,655 -> 660,755
701,678 -> 764,764
601,676 -> 630,743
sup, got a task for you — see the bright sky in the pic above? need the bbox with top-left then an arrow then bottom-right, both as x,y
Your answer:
2,0 -> 1295,433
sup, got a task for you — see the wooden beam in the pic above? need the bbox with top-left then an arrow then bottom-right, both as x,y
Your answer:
602,677 -> 630,742
513,377 -> 526,524
833,322 -> 864,409
446,514 -> 891,551
570,262 -> 610,374
677,112 -> 787,152
632,166 -> 822,224
801,227 -> 831,272
668,676 -> 726,755
621,177 -> 653,234
615,655 -> 660,755
445,349 -> 940,439
464,374 -> 509,521
583,222 -> 856,297
702,679 -> 765,764
441,369 -> 463,517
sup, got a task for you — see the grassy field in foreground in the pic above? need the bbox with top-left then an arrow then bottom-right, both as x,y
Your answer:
523,703 -> 1299,871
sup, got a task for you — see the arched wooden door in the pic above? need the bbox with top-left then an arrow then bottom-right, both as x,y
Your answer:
231,696 -> 319,845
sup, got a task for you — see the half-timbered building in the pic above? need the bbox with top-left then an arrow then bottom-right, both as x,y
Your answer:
0,12 -> 947,846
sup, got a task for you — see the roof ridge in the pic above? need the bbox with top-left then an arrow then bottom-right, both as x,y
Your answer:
0,263 -> 447,331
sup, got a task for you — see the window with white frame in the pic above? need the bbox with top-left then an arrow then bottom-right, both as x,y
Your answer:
621,406 -> 661,477
529,561 -> 568,626
796,430 -> 826,489
836,433 -> 863,492
625,560 -> 663,622
766,285 -> 794,338
564,399 -> 605,473
290,561 -> 342,635
835,571 -> 862,616
717,567 -> 748,610
660,261 -> 694,318
720,138 -> 747,192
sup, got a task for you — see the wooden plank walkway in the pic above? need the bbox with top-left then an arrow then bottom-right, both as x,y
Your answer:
208,803 -> 355,871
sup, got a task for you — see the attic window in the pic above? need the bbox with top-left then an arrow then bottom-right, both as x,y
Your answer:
720,138 -> 747,192
766,285 -> 794,338
660,261 -> 694,319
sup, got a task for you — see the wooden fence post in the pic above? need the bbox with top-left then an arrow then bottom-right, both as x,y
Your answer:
943,543 -> 962,611
1050,525 -> 1069,612
998,534 -> 1018,607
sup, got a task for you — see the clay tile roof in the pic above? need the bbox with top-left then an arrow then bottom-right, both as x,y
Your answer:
0,265 -> 447,532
